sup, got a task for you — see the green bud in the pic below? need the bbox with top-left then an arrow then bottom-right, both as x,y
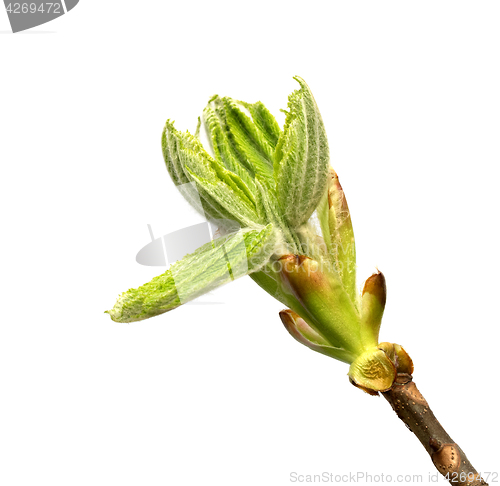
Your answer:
278,254 -> 362,355
280,310 -> 356,364
359,271 -> 387,347
317,168 -> 357,305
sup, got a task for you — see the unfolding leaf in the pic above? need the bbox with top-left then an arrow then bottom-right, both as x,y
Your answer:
203,100 -> 256,189
162,120 -> 260,227
254,178 -> 301,254
274,77 -> 330,228
240,100 -> 281,148
107,224 -> 276,323
203,96 -> 275,185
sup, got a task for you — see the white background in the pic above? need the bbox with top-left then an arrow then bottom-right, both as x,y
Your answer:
1,2 -> 499,485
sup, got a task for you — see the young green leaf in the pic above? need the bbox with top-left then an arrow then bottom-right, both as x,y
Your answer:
162,120 -> 260,227
240,100 -> 282,149
274,77 -> 330,228
253,177 -> 302,254
107,224 -> 277,323
203,100 -> 257,189
203,96 -> 276,185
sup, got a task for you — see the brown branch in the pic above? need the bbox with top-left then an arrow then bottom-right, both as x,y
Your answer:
382,374 -> 487,486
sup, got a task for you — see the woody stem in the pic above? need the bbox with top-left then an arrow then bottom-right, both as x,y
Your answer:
382,374 -> 487,486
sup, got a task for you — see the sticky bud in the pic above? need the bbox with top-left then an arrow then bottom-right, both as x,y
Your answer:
279,310 -> 355,364
278,255 -> 363,356
279,255 -> 329,299
326,168 -> 357,303
360,271 -> 387,347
